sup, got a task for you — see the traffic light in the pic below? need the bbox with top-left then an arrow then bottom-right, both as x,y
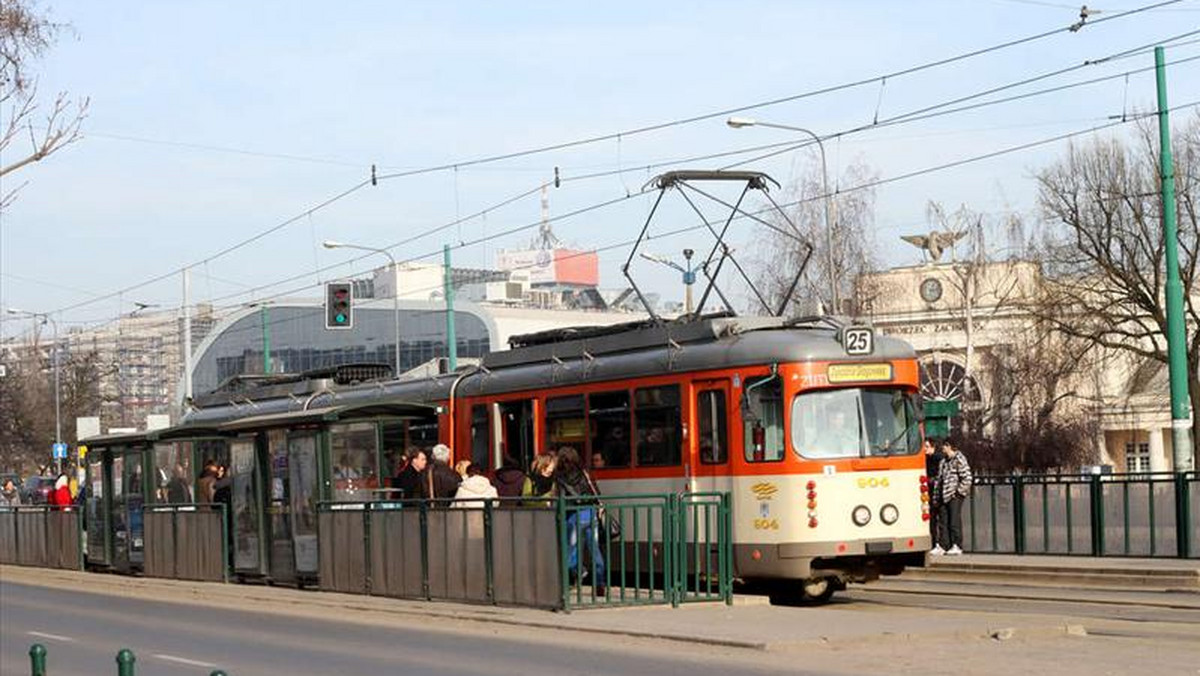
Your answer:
325,282 -> 353,329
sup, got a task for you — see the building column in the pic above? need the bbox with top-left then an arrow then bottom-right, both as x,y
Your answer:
1148,427 -> 1168,473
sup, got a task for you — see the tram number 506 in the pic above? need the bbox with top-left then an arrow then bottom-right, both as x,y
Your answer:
843,326 -> 874,356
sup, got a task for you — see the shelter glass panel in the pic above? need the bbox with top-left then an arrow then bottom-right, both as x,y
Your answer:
231,437 -> 261,571
329,422 -> 379,502
588,391 -> 631,468
154,442 -> 193,504
289,433 -> 319,574
634,385 -> 682,467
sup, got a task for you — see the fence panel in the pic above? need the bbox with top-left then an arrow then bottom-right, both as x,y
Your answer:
426,507 -> 489,603
965,483 -> 1016,553
1188,474 -> 1199,558
0,508 -> 17,565
15,509 -> 47,567
46,510 -> 81,570
317,506 -> 367,594
491,506 -> 560,608
563,494 -> 673,609
143,510 -> 174,578
142,505 -> 227,582
369,506 -> 425,599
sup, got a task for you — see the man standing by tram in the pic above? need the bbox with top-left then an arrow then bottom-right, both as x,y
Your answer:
925,439 -> 947,555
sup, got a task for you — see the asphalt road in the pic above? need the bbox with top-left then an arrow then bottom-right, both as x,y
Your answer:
0,581 -> 827,676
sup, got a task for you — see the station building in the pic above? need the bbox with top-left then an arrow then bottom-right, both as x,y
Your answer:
859,259 -> 1197,472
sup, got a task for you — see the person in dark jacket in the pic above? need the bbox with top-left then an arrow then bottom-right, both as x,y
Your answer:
427,444 -> 461,502
555,446 -> 606,596
924,438 -> 946,554
392,448 -> 428,500
493,456 -> 526,499
1,478 -> 22,506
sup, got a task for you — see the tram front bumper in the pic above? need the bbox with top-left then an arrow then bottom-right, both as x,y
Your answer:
735,534 -> 931,581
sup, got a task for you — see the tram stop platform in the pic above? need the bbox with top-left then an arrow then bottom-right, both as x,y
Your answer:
4,556 -> 1199,653
897,553 -> 1200,591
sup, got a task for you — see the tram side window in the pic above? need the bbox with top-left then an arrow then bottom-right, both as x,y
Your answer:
470,405 -> 490,470
588,391 -> 631,468
698,390 -> 728,465
328,422 -> 379,501
743,376 -> 785,462
546,395 -> 586,456
635,385 -> 682,467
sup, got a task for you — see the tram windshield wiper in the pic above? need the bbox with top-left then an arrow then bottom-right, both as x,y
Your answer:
874,419 -> 918,457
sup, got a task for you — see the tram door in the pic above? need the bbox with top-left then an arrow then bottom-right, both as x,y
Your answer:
691,380 -> 733,494
85,456 -> 109,567
288,432 -> 320,578
498,400 -> 536,471
231,435 -> 266,578
266,430 -> 295,583
266,429 -> 320,583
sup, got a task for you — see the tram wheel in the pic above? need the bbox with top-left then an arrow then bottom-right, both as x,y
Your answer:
767,577 -> 838,606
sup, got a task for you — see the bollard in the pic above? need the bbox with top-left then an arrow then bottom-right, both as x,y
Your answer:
116,648 -> 136,676
29,644 -> 47,676
210,671 -> 228,676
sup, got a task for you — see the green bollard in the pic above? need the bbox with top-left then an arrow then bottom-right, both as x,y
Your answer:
210,671 -> 228,676
116,648 -> 136,676
29,644 -> 47,676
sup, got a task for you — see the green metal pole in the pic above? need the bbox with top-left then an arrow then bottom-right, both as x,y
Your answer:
29,643 -> 46,676
443,244 -> 457,371
116,648 -> 136,676
260,305 -> 272,375
1155,46 -> 1195,472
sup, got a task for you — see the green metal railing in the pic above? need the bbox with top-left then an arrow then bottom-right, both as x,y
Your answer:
28,644 -> 229,676
314,492 -> 733,611
964,472 -> 1198,558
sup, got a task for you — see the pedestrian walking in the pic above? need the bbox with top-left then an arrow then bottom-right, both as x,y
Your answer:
935,440 -> 973,556
555,446 -> 606,596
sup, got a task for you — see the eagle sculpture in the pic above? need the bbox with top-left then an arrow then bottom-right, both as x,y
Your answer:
900,230 -> 966,263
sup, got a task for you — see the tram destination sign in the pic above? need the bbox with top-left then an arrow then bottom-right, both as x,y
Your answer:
827,363 -> 893,384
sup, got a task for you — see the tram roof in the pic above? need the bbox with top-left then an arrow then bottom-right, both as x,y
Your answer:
218,399 -> 436,432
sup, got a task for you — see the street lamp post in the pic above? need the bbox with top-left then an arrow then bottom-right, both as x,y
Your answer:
322,240 -> 402,376
7,308 -> 61,469
640,249 -> 700,315
726,117 -> 838,313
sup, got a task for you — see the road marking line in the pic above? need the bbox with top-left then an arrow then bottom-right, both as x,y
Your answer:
153,654 -> 218,668
26,631 -> 75,642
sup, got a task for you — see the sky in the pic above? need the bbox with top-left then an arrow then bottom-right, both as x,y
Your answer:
2,0 -> 1199,339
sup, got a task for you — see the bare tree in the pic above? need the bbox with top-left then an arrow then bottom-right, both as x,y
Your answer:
1,0 -> 87,207
1036,114 -> 1200,465
756,159 -> 880,316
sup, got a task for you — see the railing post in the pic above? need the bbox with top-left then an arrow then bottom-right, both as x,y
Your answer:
1012,475 -> 1026,555
483,499 -> 495,604
1176,472 -> 1191,559
419,500 -> 430,601
556,495 -> 569,612
363,504 -> 373,595
116,648 -> 136,676
722,492 -> 733,605
220,503 -> 230,583
1090,474 -> 1104,556
29,643 -> 46,676
668,493 -> 680,608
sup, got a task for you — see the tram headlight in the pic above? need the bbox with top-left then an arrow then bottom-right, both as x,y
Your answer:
880,503 -> 900,525
851,505 -> 872,527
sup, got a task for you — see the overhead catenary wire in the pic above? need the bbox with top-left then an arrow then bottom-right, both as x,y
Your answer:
175,99 -> 1200,337
33,2 -> 1190,322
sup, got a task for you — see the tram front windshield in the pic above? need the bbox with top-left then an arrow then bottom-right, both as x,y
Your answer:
791,388 -> 920,459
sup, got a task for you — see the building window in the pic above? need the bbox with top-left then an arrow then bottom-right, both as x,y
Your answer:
1124,441 -> 1150,473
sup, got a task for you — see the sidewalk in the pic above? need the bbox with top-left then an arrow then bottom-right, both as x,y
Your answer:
0,564 -> 1114,652
902,553 -> 1200,591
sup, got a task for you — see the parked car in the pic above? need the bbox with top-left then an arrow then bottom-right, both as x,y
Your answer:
22,476 -> 56,505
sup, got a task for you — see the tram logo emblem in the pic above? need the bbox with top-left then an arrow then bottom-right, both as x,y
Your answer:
857,477 -> 890,489
750,482 -> 778,500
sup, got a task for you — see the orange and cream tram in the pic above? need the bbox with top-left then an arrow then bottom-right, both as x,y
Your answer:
134,314 -> 929,601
